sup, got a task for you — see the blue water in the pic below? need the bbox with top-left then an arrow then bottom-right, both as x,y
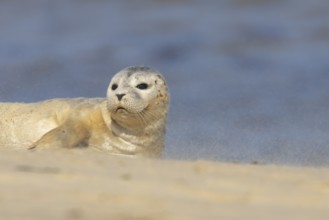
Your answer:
1,0 -> 329,166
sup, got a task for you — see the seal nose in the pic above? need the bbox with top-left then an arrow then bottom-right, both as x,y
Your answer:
116,94 -> 126,101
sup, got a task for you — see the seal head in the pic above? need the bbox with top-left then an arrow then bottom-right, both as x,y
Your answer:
103,66 -> 169,157
107,66 -> 169,130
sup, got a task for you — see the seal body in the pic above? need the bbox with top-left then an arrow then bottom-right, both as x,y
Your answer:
0,66 -> 170,158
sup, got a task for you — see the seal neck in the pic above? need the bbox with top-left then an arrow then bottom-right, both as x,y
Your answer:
110,113 -> 166,141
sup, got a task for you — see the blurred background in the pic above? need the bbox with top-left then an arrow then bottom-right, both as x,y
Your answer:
0,0 -> 328,166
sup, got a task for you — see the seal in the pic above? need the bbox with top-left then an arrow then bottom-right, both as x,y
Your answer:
0,66 -> 170,158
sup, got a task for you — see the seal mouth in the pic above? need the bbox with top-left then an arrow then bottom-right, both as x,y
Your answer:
113,104 -> 150,115
115,107 -> 128,113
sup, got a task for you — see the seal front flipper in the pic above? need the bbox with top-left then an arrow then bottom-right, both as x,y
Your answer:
29,120 -> 90,150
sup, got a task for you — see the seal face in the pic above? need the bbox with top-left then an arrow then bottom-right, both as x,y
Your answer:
107,66 -> 169,129
0,66 -> 170,158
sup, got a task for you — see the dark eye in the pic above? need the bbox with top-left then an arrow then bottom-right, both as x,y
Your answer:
136,83 -> 148,90
111,84 -> 118,91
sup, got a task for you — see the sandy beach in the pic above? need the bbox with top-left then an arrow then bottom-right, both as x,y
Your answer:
0,150 -> 328,220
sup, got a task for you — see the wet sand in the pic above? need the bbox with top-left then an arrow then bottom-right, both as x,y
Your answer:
0,150 -> 328,220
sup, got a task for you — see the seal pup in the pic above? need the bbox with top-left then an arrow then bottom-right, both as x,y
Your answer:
0,66 -> 170,158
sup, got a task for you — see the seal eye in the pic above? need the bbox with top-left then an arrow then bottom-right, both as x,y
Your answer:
111,84 -> 118,91
136,83 -> 148,90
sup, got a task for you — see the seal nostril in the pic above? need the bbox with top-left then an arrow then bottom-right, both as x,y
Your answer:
116,94 -> 125,101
